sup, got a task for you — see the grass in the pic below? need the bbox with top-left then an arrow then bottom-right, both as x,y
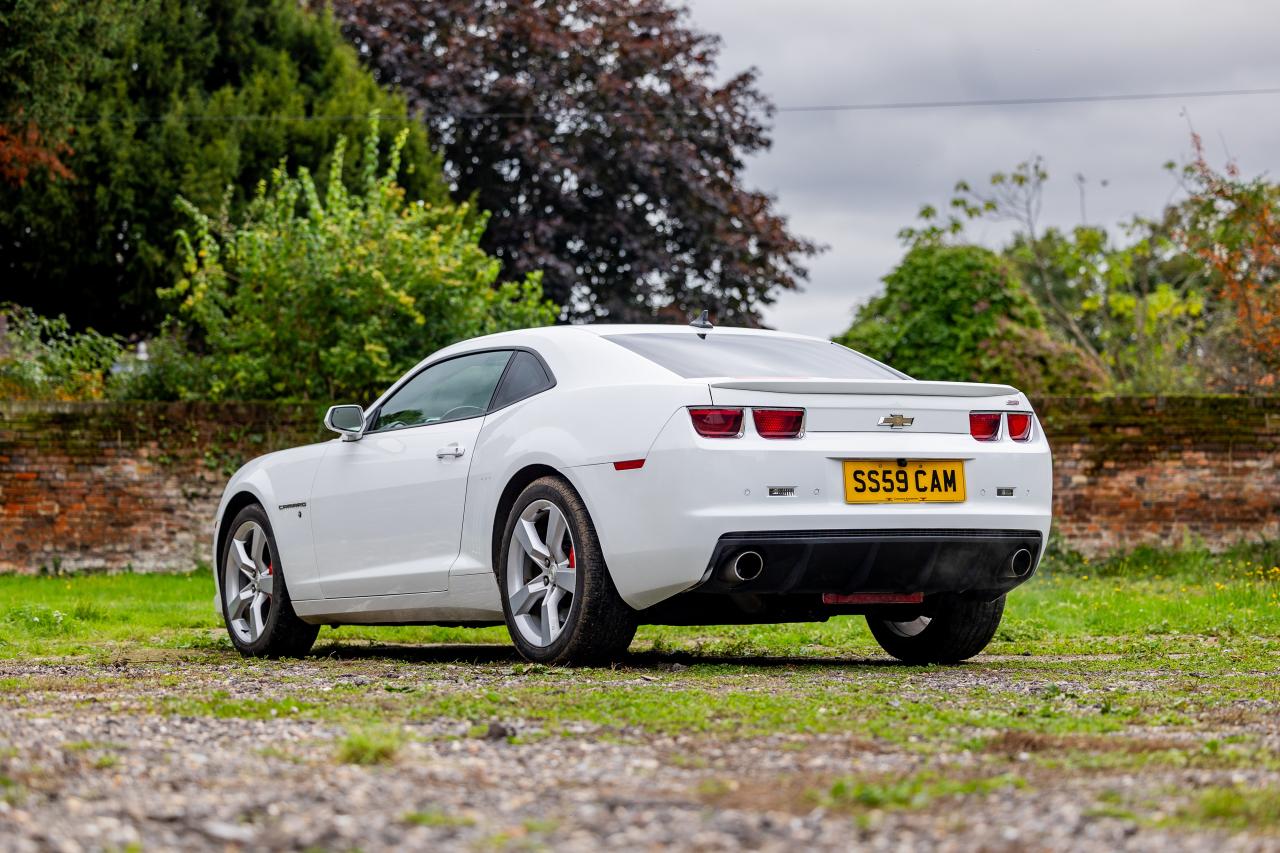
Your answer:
0,543 -> 1278,841
1,542 -> 1278,662
403,809 -> 476,828
821,772 -> 1026,812
335,727 -> 403,765
1178,786 -> 1280,831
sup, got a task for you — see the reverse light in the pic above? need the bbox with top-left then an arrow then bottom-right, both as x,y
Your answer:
969,412 -> 1001,442
752,408 -> 805,439
1007,412 -> 1033,442
689,407 -> 744,438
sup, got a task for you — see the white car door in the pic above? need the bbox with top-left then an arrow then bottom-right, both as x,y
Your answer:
309,350 -> 513,598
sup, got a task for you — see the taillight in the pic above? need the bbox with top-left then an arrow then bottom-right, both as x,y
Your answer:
969,412 -> 1001,441
752,408 -> 804,439
1007,412 -> 1033,442
689,407 -> 743,438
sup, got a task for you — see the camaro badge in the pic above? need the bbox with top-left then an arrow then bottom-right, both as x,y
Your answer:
877,413 -> 914,429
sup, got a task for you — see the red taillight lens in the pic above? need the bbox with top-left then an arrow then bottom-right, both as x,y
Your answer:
969,412 -> 1001,441
752,408 -> 805,438
689,407 -> 743,438
1007,412 -> 1033,442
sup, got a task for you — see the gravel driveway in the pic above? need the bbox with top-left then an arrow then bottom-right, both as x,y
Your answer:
1,649 -> 1277,852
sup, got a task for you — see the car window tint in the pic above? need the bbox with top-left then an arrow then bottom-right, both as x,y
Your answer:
491,351 -> 553,409
373,350 -> 512,432
603,333 -> 905,380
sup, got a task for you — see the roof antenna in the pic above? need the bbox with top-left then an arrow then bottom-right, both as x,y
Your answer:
689,309 -> 713,339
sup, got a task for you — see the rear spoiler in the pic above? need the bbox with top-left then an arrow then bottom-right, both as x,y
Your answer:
708,378 -> 1019,397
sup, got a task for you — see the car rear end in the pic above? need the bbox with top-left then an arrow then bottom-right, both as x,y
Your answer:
571,329 -> 1052,620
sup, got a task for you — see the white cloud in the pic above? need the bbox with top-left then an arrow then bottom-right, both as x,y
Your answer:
685,0 -> 1280,336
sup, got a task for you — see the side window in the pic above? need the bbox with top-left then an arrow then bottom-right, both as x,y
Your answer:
373,350 -> 512,432
490,350 -> 554,410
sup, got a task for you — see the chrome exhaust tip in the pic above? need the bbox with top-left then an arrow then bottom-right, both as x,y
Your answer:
721,550 -> 764,584
1005,548 -> 1033,579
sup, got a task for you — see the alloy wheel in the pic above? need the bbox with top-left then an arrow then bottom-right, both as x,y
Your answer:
224,520 -> 274,643
883,615 -> 932,638
506,499 -> 577,647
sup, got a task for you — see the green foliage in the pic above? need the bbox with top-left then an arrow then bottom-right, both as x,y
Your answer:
0,0 -> 126,185
836,244 -> 1103,394
0,304 -> 122,400
0,0 -> 449,336
895,155 -> 1252,395
148,122 -> 555,402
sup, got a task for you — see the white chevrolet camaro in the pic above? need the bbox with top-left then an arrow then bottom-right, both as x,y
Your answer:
213,321 -> 1052,664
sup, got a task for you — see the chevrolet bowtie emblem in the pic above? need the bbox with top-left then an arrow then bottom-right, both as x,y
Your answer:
878,413 -> 914,429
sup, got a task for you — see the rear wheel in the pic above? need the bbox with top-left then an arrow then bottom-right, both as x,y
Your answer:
219,504 -> 318,658
866,593 -> 1005,664
498,477 -> 636,665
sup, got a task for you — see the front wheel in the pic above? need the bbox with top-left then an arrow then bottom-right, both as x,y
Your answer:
866,593 -> 1005,664
497,476 -> 636,665
219,504 -> 318,658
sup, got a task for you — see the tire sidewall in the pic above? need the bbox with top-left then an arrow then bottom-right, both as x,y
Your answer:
219,504 -> 286,657
498,480 -> 591,662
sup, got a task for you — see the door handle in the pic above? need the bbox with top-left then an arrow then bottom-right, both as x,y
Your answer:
436,444 -> 466,459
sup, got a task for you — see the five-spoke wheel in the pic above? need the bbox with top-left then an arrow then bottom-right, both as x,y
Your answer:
224,519 -> 275,644
506,499 -> 578,647
218,503 -> 318,658
498,477 -> 636,665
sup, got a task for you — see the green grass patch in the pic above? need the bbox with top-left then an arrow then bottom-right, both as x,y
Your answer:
403,809 -> 475,828
821,772 -> 1026,812
1177,786 -> 1280,831
335,727 -> 403,765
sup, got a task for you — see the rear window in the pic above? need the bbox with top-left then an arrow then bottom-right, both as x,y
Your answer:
603,333 -> 904,380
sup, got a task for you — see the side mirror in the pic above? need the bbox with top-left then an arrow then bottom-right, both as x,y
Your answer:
324,405 -> 366,441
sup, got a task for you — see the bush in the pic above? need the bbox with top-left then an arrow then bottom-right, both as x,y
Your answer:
836,244 -> 1104,395
0,304 -> 122,400
0,0 -> 450,337
148,121 -> 556,402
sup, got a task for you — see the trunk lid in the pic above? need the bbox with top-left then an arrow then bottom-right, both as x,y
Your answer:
707,378 -> 1026,434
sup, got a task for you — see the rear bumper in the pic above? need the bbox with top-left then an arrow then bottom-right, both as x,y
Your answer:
698,528 -> 1043,599
568,403 -> 1053,610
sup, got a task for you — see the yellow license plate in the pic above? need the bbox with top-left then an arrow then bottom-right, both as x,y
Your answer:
843,459 -> 965,504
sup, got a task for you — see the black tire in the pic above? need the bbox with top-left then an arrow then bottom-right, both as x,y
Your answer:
497,476 -> 637,665
218,503 -> 319,658
866,593 -> 1005,664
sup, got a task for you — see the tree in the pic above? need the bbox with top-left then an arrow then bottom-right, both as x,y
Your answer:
0,0 -> 448,337
327,0 -> 820,324
1176,134 -> 1280,388
0,0 -> 123,186
837,244 -> 1105,395
144,124 -> 555,402
901,158 -> 1231,394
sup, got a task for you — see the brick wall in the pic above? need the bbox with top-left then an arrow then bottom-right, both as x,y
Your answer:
1040,396 -> 1280,553
1,397 -> 1277,573
0,402 -> 326,573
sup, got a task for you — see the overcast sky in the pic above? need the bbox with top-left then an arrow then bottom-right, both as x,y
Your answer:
683,0 -> 1280,337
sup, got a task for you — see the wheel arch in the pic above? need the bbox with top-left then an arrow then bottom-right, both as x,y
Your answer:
490,464 -> 568,575
215,490 -> 264,587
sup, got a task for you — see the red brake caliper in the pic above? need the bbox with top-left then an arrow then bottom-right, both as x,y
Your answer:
568,547 -> 575,569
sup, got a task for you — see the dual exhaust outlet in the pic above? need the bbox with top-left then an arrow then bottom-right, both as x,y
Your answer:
719,550 -> 764,584
1003,548 -> 1033,579
718,547 -> 1034,586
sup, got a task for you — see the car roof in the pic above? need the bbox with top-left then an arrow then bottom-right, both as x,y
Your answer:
550,323 -> 820,341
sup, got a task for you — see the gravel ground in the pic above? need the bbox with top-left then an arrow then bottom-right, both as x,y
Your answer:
1,653 -> 1277,852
